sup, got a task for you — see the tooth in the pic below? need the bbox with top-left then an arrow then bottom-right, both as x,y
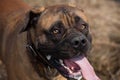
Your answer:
71,67 -> 74,70
64,66 -> 73,74
77,75 -> 82,80
59,60 -> 73,74
74,74 -> 82,80
59,59 -> 63,64
46,55 -> 51,60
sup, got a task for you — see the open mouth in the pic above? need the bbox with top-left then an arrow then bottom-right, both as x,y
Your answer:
46,54 -> 100,80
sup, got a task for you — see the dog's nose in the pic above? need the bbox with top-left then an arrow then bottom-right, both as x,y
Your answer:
71,36 -> 87,48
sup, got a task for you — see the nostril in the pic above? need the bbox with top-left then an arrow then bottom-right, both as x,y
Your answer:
71,37 -> 87,48
81,39 -> 87,45
71,38 -> 80,48
74,40 -> 80,46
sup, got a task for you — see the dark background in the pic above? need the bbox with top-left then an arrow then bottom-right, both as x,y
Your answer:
0,0 -> 120,80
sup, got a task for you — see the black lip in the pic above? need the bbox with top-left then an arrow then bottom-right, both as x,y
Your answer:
48,57 -> 71,78
48,56 -> 83,79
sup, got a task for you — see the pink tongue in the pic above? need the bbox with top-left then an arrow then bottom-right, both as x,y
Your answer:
71,56 -> 100,80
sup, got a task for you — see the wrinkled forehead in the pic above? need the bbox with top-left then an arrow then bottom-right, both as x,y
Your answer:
37,6 -> 88,30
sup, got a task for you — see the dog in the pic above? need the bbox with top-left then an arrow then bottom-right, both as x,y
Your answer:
0,0 -> 100,80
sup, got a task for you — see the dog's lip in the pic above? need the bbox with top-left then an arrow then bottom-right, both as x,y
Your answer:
46,54 -> 82,79
47,54 -> 83,79
62,55 -> 100,80
59,58 -> 83,80
47,54 -> 100,80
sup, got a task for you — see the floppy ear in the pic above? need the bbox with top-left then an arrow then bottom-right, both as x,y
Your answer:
20,7 -> 45,32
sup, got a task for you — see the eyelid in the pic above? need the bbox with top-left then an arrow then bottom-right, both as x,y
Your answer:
50,21 -> 65,32
83,23 -> 88,28
75,16 -> 80,23
75,23 -> 88,31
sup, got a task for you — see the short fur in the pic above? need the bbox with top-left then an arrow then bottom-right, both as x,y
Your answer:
0,0 -> 91,80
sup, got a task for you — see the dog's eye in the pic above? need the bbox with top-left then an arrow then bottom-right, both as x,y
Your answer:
80,24 -> 86,30
52,29 -> 60,34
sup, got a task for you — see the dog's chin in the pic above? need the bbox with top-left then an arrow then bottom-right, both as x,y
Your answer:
49,53 -> 84,80
46,52 -> 99,80
37,44 -> 99,80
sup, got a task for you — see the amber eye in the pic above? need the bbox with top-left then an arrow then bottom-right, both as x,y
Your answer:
80,25 -> 86,30
52,29 -> 60,34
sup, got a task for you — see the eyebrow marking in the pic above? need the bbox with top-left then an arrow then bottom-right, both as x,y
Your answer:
61,11 -> 75,28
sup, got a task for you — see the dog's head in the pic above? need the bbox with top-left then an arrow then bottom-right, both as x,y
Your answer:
21,5 -> 100,80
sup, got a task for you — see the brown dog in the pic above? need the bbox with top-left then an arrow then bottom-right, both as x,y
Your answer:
0,0 -> 100,80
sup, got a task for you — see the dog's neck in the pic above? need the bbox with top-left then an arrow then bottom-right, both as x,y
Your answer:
0,0 -> 30,18
26,30 -> 59,79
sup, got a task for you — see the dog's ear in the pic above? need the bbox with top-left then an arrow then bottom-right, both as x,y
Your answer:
68,3 -> 84,12
20,7 -> 45,33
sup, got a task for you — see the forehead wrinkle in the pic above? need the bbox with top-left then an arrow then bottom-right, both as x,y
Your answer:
60,13 -> 69,29
37,8 -> 87,31
66,12 -> 75,28
71,14 -> 75,26
38,13 -> 60,30
65,13 -> 71,28
60,12 -> 75,29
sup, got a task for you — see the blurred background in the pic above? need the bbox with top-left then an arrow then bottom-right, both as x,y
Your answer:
0,0 -> 120,80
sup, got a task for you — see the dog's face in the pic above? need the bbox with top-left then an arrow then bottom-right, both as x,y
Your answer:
35,5 -> 92,79
22,5 -> 94,80
36,5 -> 91,58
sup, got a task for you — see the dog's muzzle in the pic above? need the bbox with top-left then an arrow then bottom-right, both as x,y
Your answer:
27,28 -> 100,80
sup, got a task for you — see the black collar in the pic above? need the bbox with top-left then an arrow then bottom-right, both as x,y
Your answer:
26,31 -> 53,67
26,31 -> 60,79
